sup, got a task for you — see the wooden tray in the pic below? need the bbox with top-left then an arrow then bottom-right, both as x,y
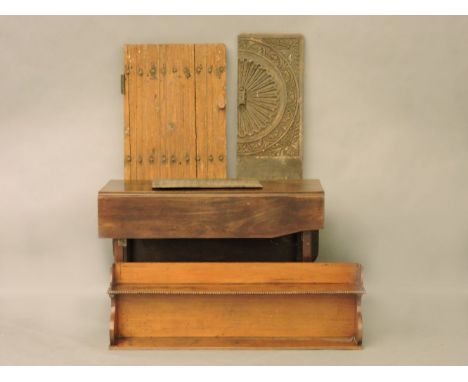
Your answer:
152,178 -> 263,189
109,263 -> 364,349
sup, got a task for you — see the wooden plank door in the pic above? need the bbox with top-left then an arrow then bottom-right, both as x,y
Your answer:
123,44 -> 227,181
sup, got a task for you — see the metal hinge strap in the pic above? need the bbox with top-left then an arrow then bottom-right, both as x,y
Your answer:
120,74 -> 125,95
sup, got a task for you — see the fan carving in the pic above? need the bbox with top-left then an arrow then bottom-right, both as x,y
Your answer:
238,59 -> 281,139
237,36 -> 302,157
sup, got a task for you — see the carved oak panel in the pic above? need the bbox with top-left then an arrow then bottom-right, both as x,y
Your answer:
237,34 -> 304,179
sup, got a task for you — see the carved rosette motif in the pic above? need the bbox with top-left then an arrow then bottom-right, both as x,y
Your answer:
238,35 -> 303,157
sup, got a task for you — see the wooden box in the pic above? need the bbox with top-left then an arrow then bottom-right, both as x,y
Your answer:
109,262 -> 364,349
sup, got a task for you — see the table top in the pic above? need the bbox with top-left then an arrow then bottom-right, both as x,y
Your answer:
98,179 -> 324,238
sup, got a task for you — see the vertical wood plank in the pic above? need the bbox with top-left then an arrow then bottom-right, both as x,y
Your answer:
158,45 -> 168,179
356,295 -> 363,345
301,231 -> 312,262
163,44 -> 177,178
109,296 -> 116,345
138,45 -> 149,180
210,44 -> 227,179
112,239 -> 126,262
311,230 -> 319,262
136,44 -> 146,180
127,45 -> 138,180
131,44 -> 147,180
301,231 -> 319,262
123,46 -> 131,180
194,44 -> 208,177
142,45 -> 160,181
160,44 -> 197,179
195,44 -> 227,179
180,44 -> 197,178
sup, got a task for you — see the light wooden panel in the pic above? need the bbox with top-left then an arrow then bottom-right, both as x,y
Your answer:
123,46 -> 131,180
123,44 -> 227,181
112,262 -> 362,286
117,294 -> 356,339
195,44 -> 227,179
111,336 -> 360,350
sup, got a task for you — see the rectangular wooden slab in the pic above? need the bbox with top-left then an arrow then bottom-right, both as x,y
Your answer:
237,34 -> 304,180
98,179 -> 324,238
123,44 -> 227,181
109,263 -> 364,349
152,178 -> 263,189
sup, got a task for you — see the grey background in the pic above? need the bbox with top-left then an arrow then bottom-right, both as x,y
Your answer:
0,16 -> 467,365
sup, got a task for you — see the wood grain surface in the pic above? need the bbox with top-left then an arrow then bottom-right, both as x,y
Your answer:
237,34 -> 304,180
123,44 -> 227,181
111,262 -> 361,286
110,336 -> 360,350
98,180 -> 324,238
108,262 -> 363,349
116,294 -> 357,337
194,44 -> 227,179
